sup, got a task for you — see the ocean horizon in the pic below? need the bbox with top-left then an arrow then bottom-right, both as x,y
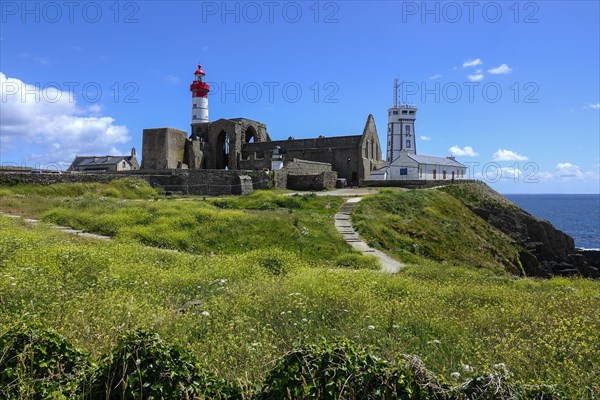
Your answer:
504,193 -> 600,250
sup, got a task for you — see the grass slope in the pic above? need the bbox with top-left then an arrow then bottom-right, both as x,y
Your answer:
1,216 -> 599,397
352,188 -> 523,274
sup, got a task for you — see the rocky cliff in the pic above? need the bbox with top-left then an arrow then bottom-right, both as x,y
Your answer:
441,183 -> 599,278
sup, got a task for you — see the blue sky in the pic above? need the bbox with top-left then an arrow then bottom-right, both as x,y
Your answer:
1,0 -> 599,193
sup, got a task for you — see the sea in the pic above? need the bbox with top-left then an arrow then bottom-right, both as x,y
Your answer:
504,194 -> 600,250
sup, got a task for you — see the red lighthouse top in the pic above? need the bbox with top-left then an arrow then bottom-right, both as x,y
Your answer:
194,64 -> 205,75
190,64 -> 210,97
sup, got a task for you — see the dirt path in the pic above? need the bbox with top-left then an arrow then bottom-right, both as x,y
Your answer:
334,198 -> 403,273
0,212 -> 112,241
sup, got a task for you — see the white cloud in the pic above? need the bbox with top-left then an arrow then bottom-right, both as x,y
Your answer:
429,74 -> 442,80
488,64 -> 513,74
463,58 -> 483,68
493,149 -> 528,161
420,135 -> 431,141
449,145 -> 478,157
555,162 -> 583,178
587,103 -> 600,109
468,73 -> 484,82
0,72 -> 130,165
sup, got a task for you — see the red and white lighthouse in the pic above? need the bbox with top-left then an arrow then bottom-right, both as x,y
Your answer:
190,64 -> 210,124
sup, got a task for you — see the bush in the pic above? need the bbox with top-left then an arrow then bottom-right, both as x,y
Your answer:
93,330 -> 240,399
258,340 -> 428,400
0,324 -> 92,399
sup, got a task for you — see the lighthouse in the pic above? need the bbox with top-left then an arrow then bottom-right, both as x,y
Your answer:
387,80 -> 417,162
190,64 -> 210,124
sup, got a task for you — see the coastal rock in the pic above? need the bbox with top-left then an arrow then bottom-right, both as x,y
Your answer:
444,183 -> 597,278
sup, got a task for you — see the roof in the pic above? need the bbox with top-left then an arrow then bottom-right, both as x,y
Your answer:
69,155 -> 134,168
407,154 -> 466,167
194,64 -> 205,75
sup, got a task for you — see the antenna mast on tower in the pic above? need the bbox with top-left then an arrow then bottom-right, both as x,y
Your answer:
393,78 -> 399,108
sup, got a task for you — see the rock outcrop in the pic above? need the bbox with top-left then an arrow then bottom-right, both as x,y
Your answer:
442,183 -> 599,278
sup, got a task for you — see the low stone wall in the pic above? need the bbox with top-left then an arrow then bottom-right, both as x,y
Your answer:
0,170 -> 272,196
0,172 -> 122,185
287,171 -> 338,191
360,179 -> 481,189
284,159 -> 332,175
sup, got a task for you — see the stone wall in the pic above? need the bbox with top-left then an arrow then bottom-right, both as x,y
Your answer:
285,159 -> 332,175
272,170 -> 287,189
0,170 -> 271,196
0,172 -> 122,185
242,136 -> 363,183
141,128 -> 188,169
287,171 -> 338,191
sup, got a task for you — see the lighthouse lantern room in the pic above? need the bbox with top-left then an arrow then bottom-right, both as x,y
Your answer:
190,64 -> 210,124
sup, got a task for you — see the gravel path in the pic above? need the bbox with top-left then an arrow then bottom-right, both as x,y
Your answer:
334,197 -> 403,273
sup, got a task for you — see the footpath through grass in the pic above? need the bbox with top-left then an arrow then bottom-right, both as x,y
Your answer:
1,215 -> 599,398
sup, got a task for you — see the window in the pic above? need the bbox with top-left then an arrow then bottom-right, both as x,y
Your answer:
409,110 -> 415,114
433,170 -> 437,179
402,110 -> 408,114
193,115 -> 197,119
405,125 -> 411,134
443,170 -> 447,179
400,168 -> 408,175
393,110 -> 398,115
193,104 -> 197,108
406,140 -> 411,148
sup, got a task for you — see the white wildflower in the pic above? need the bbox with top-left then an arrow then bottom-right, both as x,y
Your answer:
450,372 -> 461,380
367,325 -> 375,330
201,311 -> 210,317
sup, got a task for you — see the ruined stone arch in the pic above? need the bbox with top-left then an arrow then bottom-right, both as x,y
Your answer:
244,125 -> 257,143
216,130 -> 230,170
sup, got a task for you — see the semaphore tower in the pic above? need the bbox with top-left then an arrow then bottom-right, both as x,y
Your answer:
387,79 -> 417,162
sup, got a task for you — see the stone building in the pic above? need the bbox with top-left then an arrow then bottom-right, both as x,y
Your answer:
239,114 -> 385,184
68,148 -> 139,172
140,64 -> 385,185
141,114 -> 384,185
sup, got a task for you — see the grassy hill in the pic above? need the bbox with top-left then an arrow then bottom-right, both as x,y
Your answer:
352,188 -> 523,274
0,179 -> 599,398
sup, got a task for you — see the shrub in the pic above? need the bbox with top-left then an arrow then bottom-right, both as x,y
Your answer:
93,330 -> 240,399
0,324 -> 92,399
257,340 -> 429,400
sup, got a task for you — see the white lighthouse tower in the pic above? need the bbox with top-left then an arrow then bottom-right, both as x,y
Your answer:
190,64 -> 210,124
387,79 -> 417,162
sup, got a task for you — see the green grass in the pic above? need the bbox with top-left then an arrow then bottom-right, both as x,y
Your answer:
1,181 -> 599,397
1,215 -> 599,398
0,177 -> 159,199
352,188 -> 523,274
38,196 -> 349,263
